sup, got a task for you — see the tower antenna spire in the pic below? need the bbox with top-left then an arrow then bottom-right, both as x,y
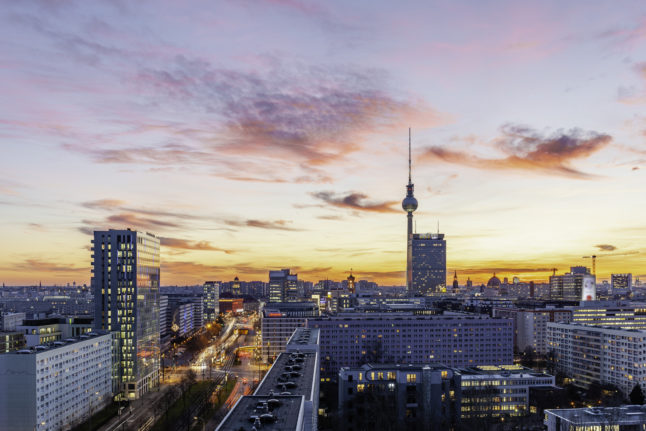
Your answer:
408,127 -> 412,183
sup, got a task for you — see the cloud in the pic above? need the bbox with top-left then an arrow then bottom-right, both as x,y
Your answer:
598,19 -> 646,47
357,270 -> 406,279
161,261 -> 266,276
223,219 -> 301,231
160,237 -> 235,254
127,57 -> 444,167
453,267 -> 556,276
4,259 -> 87,273
311,191 -> 399,213
82,199 -> 126,210
421,124 -> 611,178
595,244 -> 617,251
618,63 -> 646,104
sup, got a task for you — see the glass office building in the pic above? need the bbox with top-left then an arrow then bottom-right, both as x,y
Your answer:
411,233 -> 446,295
92,229 -> 160,399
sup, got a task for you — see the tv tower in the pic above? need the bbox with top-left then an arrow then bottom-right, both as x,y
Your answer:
402,128 -> 418,294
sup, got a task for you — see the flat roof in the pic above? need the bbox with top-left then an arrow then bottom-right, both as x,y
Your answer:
546,406 -> 646,424
217,395 -> 304,431
286,327 -> 319,348
7,331 -> 110,354
255,351 -> 317,401
458,364 -> 553,378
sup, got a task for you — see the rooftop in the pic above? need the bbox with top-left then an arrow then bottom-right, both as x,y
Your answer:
256,351 -> 317,401
217,395 -> 304,431
286,327 -> 319,350
8,331 -> 110,355
458,364 -> 549,376
546,405 -> 646,425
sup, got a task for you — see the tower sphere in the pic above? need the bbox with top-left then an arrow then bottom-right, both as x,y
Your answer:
402,195 -> 418,213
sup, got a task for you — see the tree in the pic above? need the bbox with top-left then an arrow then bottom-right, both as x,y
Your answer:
630,384 -> 645,405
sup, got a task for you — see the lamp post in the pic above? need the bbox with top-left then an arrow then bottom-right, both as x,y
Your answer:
193,416 -> 205,431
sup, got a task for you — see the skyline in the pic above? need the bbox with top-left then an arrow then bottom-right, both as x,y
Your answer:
1,1 -> 646,286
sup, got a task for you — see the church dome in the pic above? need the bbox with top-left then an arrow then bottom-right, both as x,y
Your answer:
486,273 -> 501,288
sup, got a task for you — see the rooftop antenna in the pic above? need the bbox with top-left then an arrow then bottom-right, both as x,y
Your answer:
437,220 -> 440,235
414,220 -> 417,233
408,127 -> 412,183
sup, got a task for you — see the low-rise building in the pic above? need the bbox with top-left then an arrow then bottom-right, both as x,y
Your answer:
459,365 -> 554,419
219,298 -> 244,314
0,331 -> 25,353
545,405 -> 646,431
16,316 -> 93,347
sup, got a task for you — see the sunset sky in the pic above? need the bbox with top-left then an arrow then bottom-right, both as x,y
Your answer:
1,1 -> 645,286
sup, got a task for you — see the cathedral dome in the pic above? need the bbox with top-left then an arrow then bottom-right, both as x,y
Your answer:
486,273 -> 501,288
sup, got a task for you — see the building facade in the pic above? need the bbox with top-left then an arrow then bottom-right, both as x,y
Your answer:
308,313 -> 514,378
459,365 -> 554,419
547,322 -> 646,395
611,274 -> 633,292
261,302 -> 319,362
1,311 -> 25,331
411,233 -> 447,294
203,280 -> 220,322
92,229 -> 160,399
550,267 -> 596,301
545,406 -> 646,431
338,363 -> 461,431
493,307 -> 573,354
0,332 -> 112,431
269,269 -> 299,303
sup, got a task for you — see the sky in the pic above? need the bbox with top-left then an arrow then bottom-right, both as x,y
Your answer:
1,0 -> 645,286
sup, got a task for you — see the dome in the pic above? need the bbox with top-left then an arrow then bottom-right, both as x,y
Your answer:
486,273 -> 501,288
402,196 -> 418,213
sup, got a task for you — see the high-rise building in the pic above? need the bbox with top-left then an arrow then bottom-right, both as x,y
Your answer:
402,129 -> 419,294
268,269 -> 298,302
549,267 -> 596,301
92,229 -> 160,399
411,233 -> 447,294
203,281 -> 220,322
611,273 -> 632,291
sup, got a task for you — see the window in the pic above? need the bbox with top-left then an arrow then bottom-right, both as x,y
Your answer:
407,373 -> 417,383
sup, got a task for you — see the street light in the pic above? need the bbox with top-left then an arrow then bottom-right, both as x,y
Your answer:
193,416 -> 205,431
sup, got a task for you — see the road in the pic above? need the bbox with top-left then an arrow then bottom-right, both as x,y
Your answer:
99,313 -> 261,431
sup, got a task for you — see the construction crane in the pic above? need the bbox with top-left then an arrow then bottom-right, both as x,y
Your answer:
582,255 -> 597,276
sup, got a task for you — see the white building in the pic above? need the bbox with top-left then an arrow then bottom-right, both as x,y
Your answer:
545,405 -> 646,431
547,322 -> 646,395
460,365 -> 555,419
493,308 -> 572,354
0,332 -> 113,431
1,311 -> 26,331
